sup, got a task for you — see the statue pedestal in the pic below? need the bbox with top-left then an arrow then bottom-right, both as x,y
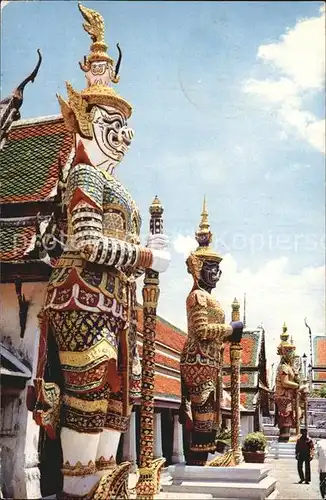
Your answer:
160,463 -> 278,499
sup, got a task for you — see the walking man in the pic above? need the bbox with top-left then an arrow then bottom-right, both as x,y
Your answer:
295,428 -> 314,484
316,439 -> 326,499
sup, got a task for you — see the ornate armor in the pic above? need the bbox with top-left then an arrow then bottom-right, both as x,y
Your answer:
28,5 -> 170,498
179,199 -> 241,466
275,323 -> 307,442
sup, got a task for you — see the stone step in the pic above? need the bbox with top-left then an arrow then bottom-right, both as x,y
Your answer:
163,475 -> 277,500
156,493 -> 213,499
166,463 -> 272,483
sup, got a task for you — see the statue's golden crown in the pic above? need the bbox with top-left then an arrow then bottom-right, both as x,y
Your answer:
277,322 -> 296,356
187,198 -> 222,282
57,3 -> 132,137
189,197 -> 223,263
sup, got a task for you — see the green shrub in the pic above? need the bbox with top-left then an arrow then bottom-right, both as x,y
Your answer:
242,432 -> 267,452
312,385 -> 326,398
216,428 -> 232,441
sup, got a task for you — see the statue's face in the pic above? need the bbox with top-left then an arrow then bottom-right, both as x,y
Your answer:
77,105 -> 134,173
90,61 -> 109,76
200,260 -> 221,289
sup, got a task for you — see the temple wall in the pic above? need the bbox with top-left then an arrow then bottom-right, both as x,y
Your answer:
0,282 -> 46,499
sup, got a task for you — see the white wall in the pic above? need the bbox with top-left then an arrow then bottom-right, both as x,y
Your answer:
0,282 -> 46,499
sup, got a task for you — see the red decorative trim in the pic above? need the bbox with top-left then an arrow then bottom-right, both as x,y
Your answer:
73,140 -> 92,167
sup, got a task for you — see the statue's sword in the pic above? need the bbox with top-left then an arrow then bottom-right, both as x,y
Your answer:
136,196 -> 166,500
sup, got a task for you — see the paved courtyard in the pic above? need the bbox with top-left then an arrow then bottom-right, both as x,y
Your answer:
267,457 -> 321,500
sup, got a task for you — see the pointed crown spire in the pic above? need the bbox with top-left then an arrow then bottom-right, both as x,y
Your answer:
78,3 -> 122,83
277,322 -> 296,356
57,3 -> 132,138
191,197 -> 222,263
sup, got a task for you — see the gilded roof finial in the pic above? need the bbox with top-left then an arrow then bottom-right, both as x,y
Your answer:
149,195 -> 164,216
231,297 -> 240,321
232,297 -> 240,311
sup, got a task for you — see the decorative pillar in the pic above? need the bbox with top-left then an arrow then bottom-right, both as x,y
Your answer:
136,197 -> 166,499
153,412 -> 163,459
230,298 -> 242,465
122,411 -> 137,472
172,413 -> 185,464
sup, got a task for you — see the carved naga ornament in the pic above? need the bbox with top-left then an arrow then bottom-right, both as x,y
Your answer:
0,49 -> 42,150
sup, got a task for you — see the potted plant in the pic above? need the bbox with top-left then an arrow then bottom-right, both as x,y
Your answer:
242,432 -> 267,463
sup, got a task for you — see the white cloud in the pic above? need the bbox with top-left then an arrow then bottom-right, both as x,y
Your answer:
244,77 -> 299,106
173,234 -> 197,257
257,6 -> 325,90
243,6 -> 325,154
218,254 -> 325,367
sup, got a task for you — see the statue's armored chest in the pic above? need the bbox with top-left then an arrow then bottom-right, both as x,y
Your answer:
102,172 -> 141,244
206,295 -> 225,324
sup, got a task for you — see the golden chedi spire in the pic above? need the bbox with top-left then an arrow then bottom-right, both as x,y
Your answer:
57,3 -> 132,138
231,297 -> 240,321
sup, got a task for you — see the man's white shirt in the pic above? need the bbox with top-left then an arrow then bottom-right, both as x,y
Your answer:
316,439 -> 326,472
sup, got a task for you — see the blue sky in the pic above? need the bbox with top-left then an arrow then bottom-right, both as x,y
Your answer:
2,1 -> 325,369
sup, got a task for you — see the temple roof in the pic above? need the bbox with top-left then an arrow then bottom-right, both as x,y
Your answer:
0,342 -> 32,383
222,328 -> 268,411
223,329 -> 262,369
137,307 -> 185,402
313,335 -> 326,384
1,115 -> 73,204
137,307 -> 186,353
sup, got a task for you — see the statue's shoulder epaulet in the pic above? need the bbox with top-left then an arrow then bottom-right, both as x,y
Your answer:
187,289 -> 207,309
66,163 -> 104,210
279,363 -> 290,374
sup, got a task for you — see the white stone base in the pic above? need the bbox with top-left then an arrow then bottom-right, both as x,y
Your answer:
161,463 -> 278,500
267,441 -> 296,460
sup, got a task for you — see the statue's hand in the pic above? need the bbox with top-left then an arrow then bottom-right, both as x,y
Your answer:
147,233 -> 169,250
151,249 -> 171,273
229,320 -> 244,343
299,383 -> 309,394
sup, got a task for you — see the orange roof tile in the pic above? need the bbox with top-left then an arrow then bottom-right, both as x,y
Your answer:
313,336 -> 326,368
155,373 -> 180,398
223,332 -> 261,368
137,343 -> 180,371
137,308 -> 186,353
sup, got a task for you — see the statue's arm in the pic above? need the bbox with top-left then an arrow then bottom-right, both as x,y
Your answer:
189,292 -> 232,341
66,164 -> 153,269
279,368 -> 299,389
